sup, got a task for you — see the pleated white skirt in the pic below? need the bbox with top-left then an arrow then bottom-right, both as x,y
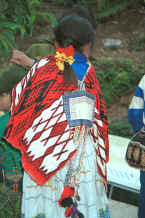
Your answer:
21,135 -> 110,218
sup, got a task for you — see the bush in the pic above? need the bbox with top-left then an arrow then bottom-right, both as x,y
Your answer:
128,35 -> 145,51
54,0 -> 138,20
91,58 -> 144,105
109,120 -> 134,137
0,0 -> 40,62
0,183 -> 21,217
95,0 -> 137,20
0,0 -> 57,62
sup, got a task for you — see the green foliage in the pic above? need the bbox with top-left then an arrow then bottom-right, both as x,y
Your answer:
55,0 -> 137,20
55,0 -> 74,5
0,139 -> 22,174
54,0 -> 138,18
54,0 -> 138,20
23,0 -> 41,36
109,120 -> 134,137
0,0 -> 39,61
0,0 -> 57,62
91,58 -> 144,105
0,65 -> 26,94
0,18 -> 24,60
128,35 -> 145,51
54,0 -> 96,7
0,183 -> 21,217
36,12 -> 58,28
0,0 -> 41,38
96,0 -> 137,20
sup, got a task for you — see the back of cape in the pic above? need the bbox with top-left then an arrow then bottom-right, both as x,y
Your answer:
4,56 -> 109,185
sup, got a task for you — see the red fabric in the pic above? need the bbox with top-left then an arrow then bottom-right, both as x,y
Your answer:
58,186 -> 75,207
65,207 -> 72,217
4,55 -> 109,185
85,65 -> 109,160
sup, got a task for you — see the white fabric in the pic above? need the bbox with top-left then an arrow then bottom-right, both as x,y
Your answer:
21,134 -> 110,218
69,96 -> 94,120
107,135 -> 140,192
12,63 -> 37,108
23,96 -> 77,175
139,75 -> 145,90
129,96 -> 144,109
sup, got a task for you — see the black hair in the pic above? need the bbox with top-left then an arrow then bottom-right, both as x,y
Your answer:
54,11 -> 95,86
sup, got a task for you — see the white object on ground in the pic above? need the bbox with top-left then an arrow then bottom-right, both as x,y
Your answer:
107,135 -> 140,197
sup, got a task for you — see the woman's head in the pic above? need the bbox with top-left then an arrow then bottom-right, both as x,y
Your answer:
53,6 -> 96,86
54,15 -> 95,54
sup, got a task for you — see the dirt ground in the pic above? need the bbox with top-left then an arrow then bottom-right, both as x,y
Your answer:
93,5 -> 145,122
17,3 -> 145,59
14,4 -> 145,122
94,5 -> 145,62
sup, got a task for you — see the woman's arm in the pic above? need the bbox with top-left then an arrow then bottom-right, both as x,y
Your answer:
128,75 -> 145,132
0,93 -> 11,112
10,49 -> 35,68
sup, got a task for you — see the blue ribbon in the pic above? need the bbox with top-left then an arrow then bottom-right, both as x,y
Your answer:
72,53 -> 89,81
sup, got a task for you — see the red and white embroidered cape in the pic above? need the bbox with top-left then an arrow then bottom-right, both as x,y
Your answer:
4,55 -> 109,185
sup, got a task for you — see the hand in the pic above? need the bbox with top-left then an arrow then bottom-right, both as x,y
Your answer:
10,49 -> 35,68
0,93 -> 11,112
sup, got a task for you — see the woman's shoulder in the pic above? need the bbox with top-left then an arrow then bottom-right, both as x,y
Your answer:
84,62 -> 101,92
37,54 -> 56,65
85,62 -> 98,80
33,54 -> 58,73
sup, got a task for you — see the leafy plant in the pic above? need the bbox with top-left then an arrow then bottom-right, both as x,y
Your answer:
0,138 -> 22,175
55,0 -> 74,5
0,139 -> 22,217
54,0 -> 96,7
0,20 -> 25,61
128,35 -> 145,51
36,12 -> 58,28
68,0 -> 138,20
0,183 -> 21,218
90,58 -> 144,105
0,0 -> 38,61
54,0 -> 139,22
96,0 -> 137,20
0,0 -> 57,62
109,120 -> 134,137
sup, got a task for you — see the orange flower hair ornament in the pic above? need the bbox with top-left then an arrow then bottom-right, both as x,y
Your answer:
55,45 -> 75,71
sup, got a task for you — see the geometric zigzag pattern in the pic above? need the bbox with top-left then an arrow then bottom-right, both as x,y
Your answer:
24,96 -> 77,175
4,55 -> 109,186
